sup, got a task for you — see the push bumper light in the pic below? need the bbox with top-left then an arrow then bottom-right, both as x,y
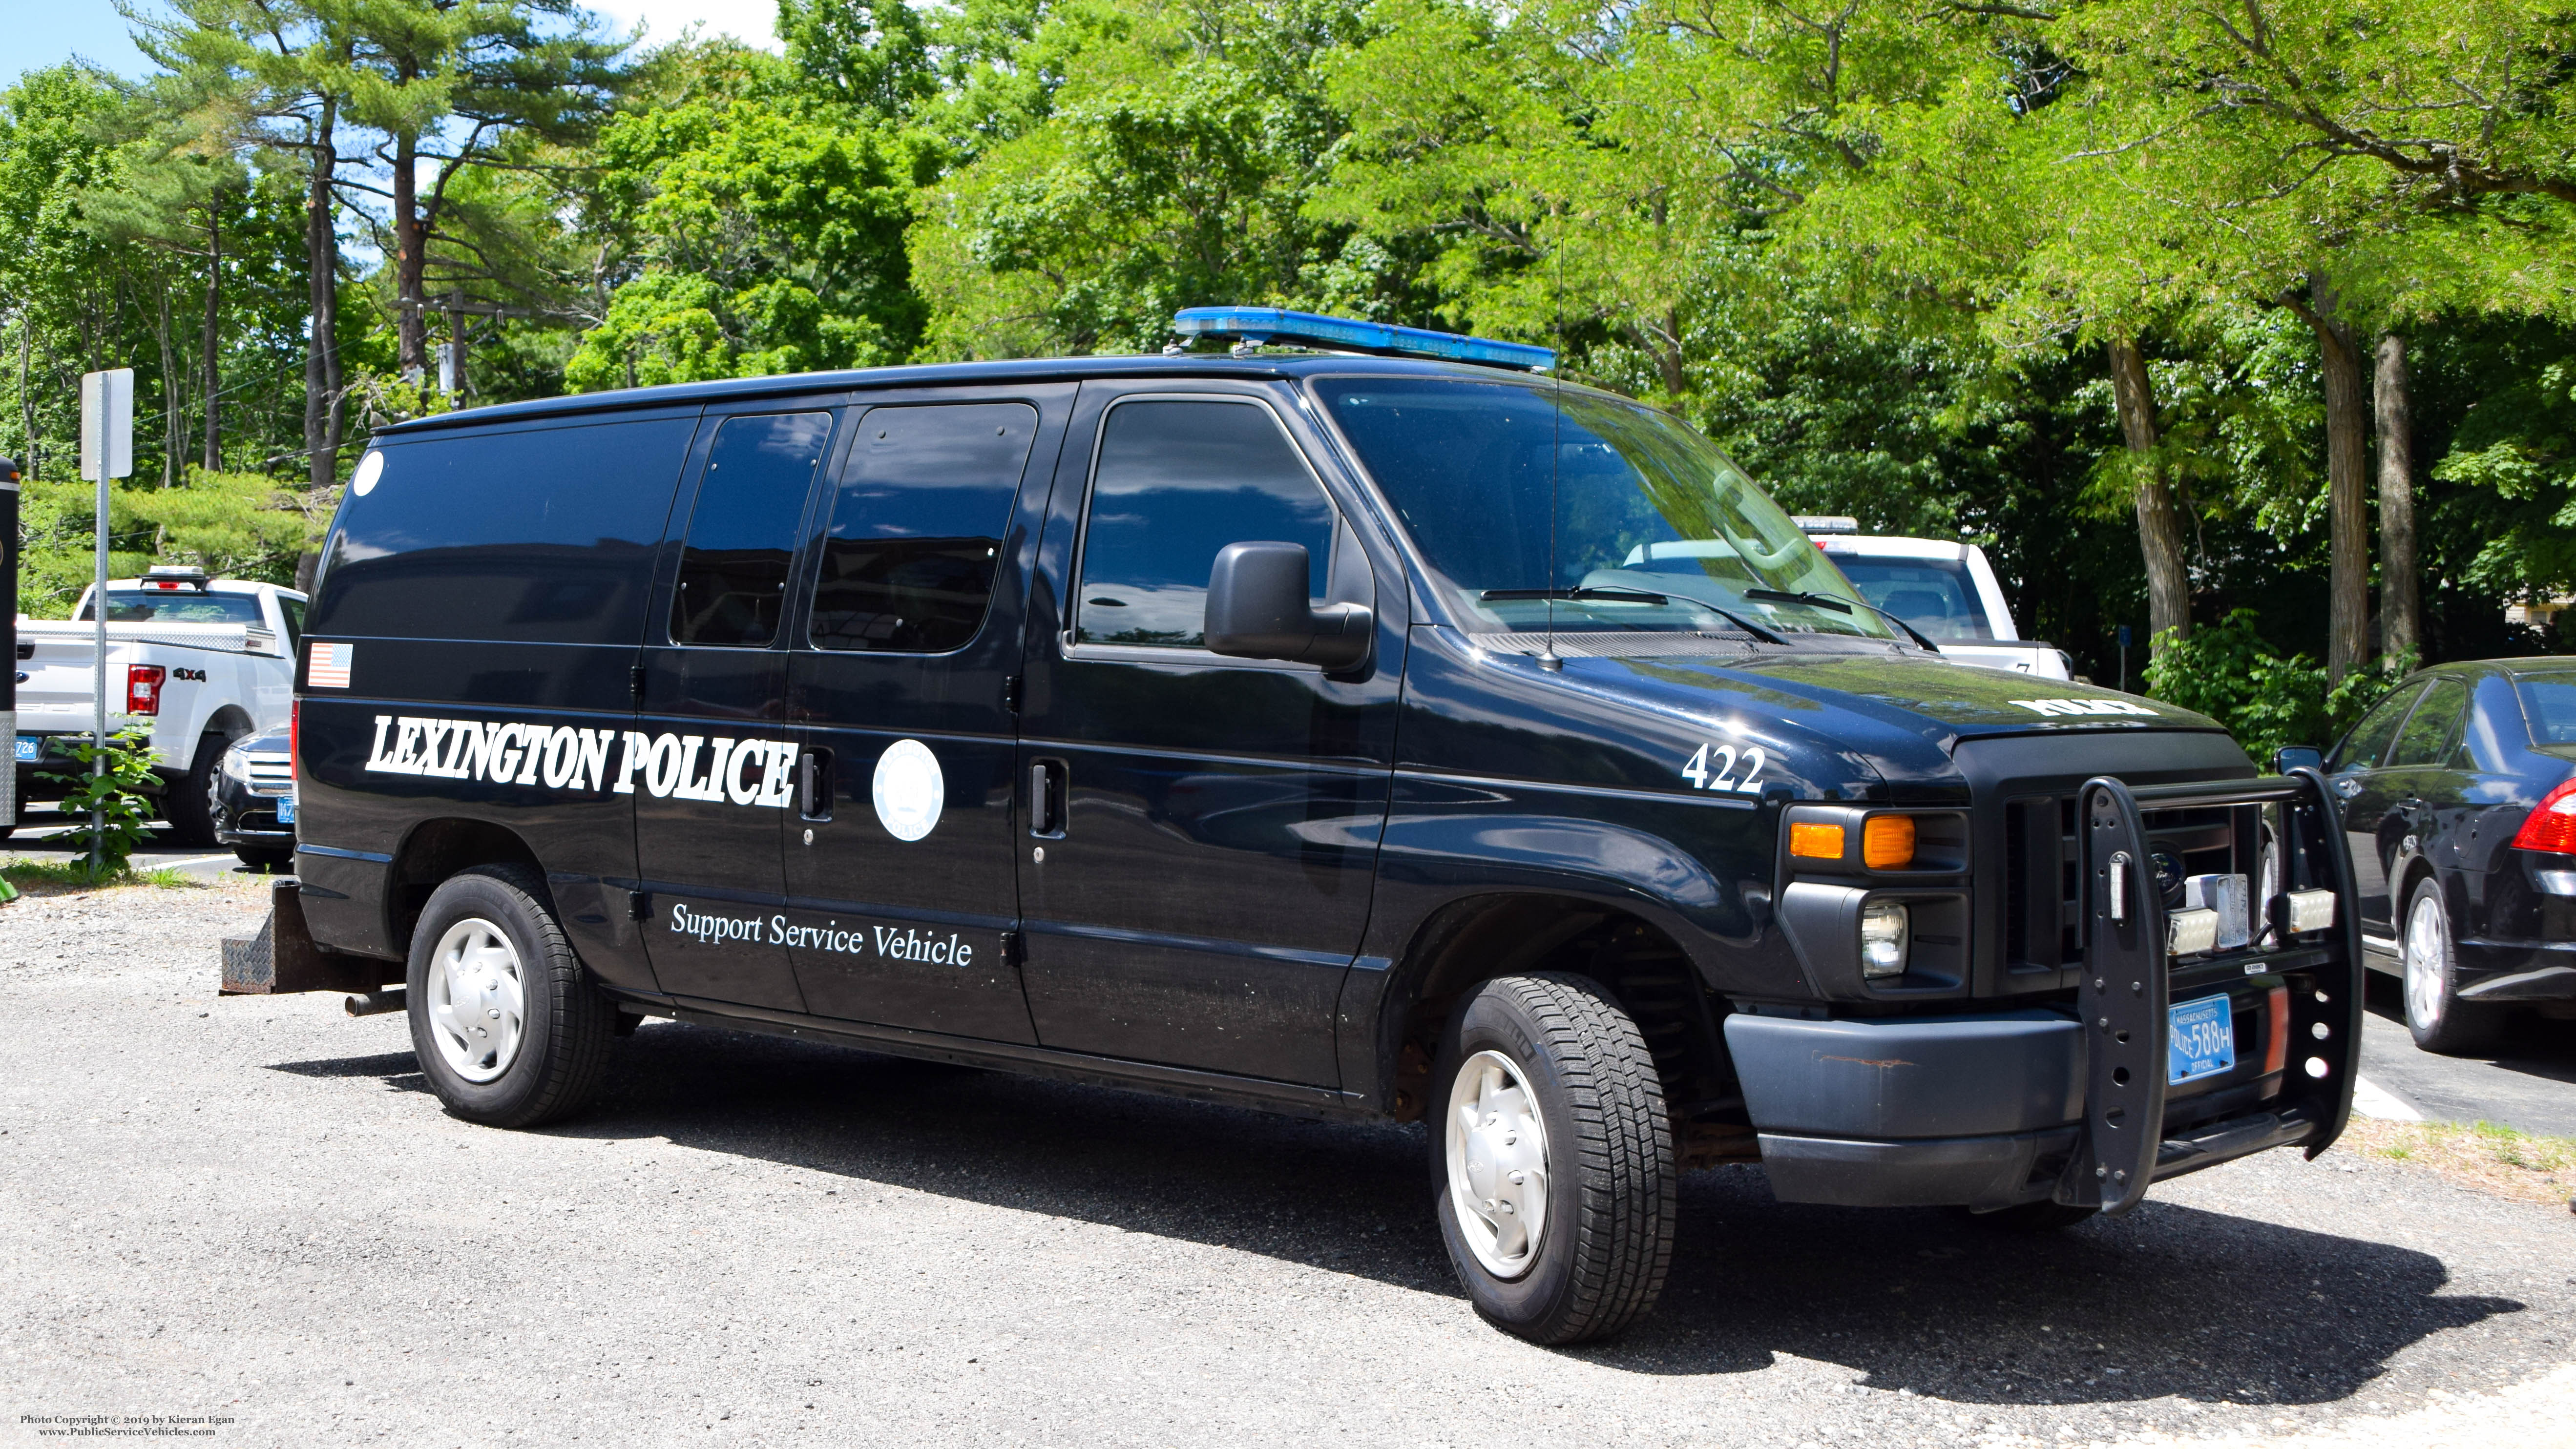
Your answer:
1860,901 -> 1910,979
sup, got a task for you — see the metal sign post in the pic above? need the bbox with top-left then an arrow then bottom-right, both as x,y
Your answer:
80,369 -> 133,874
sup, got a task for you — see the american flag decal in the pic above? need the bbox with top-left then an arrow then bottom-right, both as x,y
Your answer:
308,641 -> 354,689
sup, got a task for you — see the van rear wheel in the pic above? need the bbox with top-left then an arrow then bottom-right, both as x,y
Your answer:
1430,973 -> 1675,1344
405,864 -> 614,1128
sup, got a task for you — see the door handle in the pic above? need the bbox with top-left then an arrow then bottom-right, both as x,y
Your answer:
1029,759 -> 1067,838
799,746 -> 834,821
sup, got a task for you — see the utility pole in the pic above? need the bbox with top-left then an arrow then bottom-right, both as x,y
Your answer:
80,369 -> 133,876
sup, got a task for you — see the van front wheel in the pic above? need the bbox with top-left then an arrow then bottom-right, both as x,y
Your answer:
406,865 -> 614,1128
1430,973 -> 1676,1344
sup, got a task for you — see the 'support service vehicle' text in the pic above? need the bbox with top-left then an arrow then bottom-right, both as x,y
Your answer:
263,309 -> 2363,1344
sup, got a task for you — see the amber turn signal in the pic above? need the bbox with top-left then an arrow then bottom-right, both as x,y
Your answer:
1788,822 -> 1845,860
1862,815 -> 1916,870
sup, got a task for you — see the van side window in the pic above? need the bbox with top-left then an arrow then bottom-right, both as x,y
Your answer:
1074,400 -> 1331,649
808,403 -> 1036,653
671,413 -> 833,648
310,416 -> 695,644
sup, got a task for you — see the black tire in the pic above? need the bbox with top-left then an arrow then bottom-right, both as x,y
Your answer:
405,864 -> 615,1128
1960,1201 -> 2099,1233
2401,876 -> 2505,1056
163,732 -> 228,848
1429,973 -> 1675,1345
233,846 -> 294,871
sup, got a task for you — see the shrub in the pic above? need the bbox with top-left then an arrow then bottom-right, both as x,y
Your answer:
39,727 -> 163,880
2143,610 -> 2414,763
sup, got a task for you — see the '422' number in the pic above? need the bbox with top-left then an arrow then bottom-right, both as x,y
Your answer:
1681,742 -> 1766,794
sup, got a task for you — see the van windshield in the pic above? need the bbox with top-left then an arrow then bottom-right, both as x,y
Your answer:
1314,375 -> 1888,639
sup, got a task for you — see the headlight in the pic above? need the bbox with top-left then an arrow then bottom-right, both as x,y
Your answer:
220,748 -> 252,786
1860,901 -> 1910,979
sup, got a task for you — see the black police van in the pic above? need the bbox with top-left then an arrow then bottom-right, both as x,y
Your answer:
272,308 -> 2361,1344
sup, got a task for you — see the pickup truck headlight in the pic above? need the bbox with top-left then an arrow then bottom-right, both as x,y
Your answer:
1860,901 -> 1910,978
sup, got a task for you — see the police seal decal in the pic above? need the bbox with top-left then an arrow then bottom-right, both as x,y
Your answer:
872,739 -> 944,842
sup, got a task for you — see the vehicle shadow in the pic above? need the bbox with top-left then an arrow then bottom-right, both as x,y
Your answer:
2363,971 -> 2576,1086
271,1019 -> 2520,1401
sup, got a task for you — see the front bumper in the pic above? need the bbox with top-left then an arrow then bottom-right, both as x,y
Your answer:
1735,770 -> 2363,1214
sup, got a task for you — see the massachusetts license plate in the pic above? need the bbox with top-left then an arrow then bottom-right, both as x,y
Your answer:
13,736 -> 37,763
275,794 -> 296,825
2169,993 -> 2236,1085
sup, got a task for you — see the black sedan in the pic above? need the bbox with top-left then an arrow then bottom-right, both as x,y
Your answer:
2301,658 -> 2576,1054
209,724 -> 295,871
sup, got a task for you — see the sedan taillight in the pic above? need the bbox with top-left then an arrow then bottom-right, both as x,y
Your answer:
2511,777 -> 2576,854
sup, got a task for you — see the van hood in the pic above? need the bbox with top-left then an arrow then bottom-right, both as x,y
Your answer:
1401,629 -> 2243,810
1709,653 -> 2224,741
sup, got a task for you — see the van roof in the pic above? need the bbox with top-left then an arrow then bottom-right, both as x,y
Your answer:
373,352 -> 1585,438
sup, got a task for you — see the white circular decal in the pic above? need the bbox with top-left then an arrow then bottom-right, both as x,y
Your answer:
350,450 -> 385,496
871,739 -> 945,842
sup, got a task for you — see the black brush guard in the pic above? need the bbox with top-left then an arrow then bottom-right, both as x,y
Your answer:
2058,766 -> 2363,1215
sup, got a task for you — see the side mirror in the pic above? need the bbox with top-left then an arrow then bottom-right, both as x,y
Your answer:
1204,541 -> 1372,671
2274,745 -> 2324,775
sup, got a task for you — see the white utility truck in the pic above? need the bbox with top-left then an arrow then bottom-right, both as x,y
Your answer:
11,567 -> 304,843
1794,517 -> 2076,681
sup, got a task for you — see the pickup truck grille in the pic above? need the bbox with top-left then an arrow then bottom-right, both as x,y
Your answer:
2002,793 -> 2257,973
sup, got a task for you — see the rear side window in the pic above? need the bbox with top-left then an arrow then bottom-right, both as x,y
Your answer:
81,591 -> 265,625
312,416 -> 693,644
671,413 -> 833,648
808,403 -> 1035,653
2386,678 -> 2471,768
2330,682 -> 2424,773
2518,673 -> 2576,746
1074,400 -> 1331,649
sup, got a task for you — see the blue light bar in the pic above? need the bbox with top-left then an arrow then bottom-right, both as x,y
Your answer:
1172,307 -> 1554,373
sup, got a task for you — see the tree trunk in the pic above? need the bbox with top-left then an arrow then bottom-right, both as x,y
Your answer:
2304,276 -> 2371,681
305,99 -> 343,500
2375,332 -> 2420,663
2105,337 -> 2191,653
202,197 -> 221,473
394,126 -> 425,381
156,283 -> 179,489
17,323 -> 33,478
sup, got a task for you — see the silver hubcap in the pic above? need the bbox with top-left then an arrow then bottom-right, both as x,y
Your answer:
1445,1049 -> 1550,1279
426,917 -> 526,1083
2403,892 -> 2447,1031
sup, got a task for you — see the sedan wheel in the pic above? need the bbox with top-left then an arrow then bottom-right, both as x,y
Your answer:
2400,878 -> 2503,1056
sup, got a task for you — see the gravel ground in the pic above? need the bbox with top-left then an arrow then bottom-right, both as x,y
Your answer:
3,880 -> 2573,1449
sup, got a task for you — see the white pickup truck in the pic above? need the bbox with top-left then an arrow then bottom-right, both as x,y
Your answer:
1795,518 -> 2077,681
11,567 -> 305,844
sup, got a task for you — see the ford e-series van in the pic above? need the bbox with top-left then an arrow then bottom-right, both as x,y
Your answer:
263,309 -> 2361,1344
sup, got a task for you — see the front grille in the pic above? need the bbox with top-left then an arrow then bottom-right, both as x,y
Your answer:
2002,793 -> 2260,974
244,755 -> 293,788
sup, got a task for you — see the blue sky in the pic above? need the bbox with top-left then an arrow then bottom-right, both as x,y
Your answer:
12,0 -> 783,83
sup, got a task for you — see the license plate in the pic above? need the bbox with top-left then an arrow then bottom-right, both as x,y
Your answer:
2169,994 -> 2237,1085
13,736 -> 36,763
275,795 -> 296,825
